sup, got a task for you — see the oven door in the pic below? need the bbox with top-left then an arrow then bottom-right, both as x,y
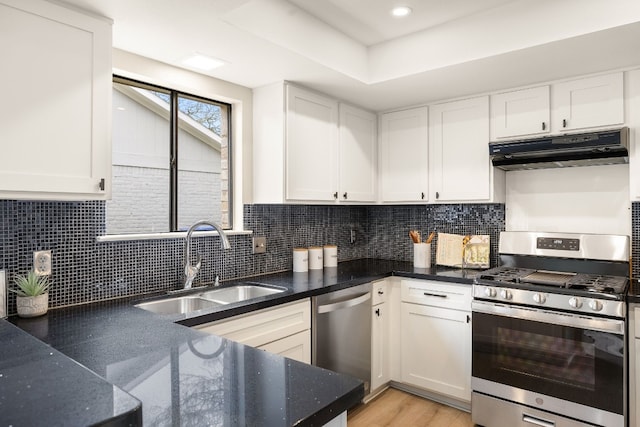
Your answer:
472,300 -> 625,426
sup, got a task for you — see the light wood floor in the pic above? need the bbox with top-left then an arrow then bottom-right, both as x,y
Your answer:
348,388 -> 474,427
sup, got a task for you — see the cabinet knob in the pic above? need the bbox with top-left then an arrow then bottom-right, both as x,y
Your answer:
375,308 -> 380,317
333,192 -> 338,199
98,178 -> 105,191
421,192 -> 425,200
435,191 -> 439,199
466,315 -> 471,323
343,192 -> 348,199
378,290 -> 384,295
542,122 -> 546,131
562,119 -> 567,128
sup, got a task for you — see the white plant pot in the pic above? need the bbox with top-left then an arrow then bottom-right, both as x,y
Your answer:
16,292 -> 48,318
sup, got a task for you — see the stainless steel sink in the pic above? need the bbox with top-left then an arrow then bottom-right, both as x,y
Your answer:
135,283 -> 285,316
135,296 -> 223,315
199,284 -> 285,304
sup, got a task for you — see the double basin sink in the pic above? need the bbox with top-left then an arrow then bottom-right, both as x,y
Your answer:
135,283 -> 286,316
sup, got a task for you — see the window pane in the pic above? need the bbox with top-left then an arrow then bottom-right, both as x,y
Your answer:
177,95 -> 230,230
107,82 -> 171,234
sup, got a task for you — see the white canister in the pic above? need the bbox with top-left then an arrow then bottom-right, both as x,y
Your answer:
293,248 -> 309,272
413,243 -> 431,269
323,245 -> 338,267
308,246 -> 324,270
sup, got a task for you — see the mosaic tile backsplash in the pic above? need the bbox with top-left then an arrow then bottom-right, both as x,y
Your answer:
0,201 -> 506,315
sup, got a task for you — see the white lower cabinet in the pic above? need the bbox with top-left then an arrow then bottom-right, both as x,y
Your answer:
371,280 -> 391,394
195,299 -> 311,363
399,279 -> 472,403
258,329 -> 311,364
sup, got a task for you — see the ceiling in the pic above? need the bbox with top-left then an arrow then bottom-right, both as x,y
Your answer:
62,0 -> 640,111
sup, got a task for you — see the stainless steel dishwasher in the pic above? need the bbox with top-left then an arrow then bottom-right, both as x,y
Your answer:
312,282 -> 372,394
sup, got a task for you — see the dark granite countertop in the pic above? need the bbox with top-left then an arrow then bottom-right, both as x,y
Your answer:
0,320 -> 141,426
7,259 -> 474,426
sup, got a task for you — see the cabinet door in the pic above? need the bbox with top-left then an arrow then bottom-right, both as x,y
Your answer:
401,303 -> 471,402
379,107 -> 429,202
552,72 -> 624,133
195,299 -> 311,348
388,280 -> 402,383
286,85 -> 338,201
429,96 -> 491,202
490,86 -> 550,140
338,104 -> 377,202
258,329 -> 311,364
0,0 -> 111,200
371,302 -> 390,393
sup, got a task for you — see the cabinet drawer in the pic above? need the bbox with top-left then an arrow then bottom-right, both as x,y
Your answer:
195,299 -> 311,348
372,280 -> 389,305
401,279 -> 471,310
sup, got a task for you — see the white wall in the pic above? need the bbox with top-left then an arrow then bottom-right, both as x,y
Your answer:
505,164 -> 631,236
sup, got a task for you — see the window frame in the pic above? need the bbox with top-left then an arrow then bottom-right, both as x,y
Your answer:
110,75 -> 233,233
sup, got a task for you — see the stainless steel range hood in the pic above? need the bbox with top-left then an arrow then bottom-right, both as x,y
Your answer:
489,127 -> 629,171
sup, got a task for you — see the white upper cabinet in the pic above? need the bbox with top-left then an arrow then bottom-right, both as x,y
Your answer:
551,72 -> 624,133
253,82 -> 376,204
338,104 -> 377,202
429,96 -> 504,203
379,107 -> 429,203
0,0 -> 112,200
490,86 -> 550,140
490,72 -> 624,141
285,85 -> 339,202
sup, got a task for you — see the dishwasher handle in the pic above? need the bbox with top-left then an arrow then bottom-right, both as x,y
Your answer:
317,292 -> 371,314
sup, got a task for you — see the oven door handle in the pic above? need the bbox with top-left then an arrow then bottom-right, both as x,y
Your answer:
471,301 -> 624,335
522,414 -> 555,427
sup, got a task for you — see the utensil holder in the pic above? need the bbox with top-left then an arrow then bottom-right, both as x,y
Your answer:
413,243 -> 431,268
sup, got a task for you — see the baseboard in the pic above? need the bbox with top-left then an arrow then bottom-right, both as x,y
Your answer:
388,381 -> 471,412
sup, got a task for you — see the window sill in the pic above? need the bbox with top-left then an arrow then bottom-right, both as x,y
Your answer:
96,229 -> 253,243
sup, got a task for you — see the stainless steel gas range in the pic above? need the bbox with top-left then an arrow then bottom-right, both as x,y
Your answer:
471,231 -> 629,427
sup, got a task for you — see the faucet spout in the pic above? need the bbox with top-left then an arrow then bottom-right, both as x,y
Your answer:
183,220 -> 231,289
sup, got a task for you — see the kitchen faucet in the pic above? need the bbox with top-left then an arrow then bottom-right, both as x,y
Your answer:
183,220 -> 231,289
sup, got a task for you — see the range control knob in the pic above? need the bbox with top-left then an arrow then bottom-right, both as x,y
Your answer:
569,297 -> 582,309
500,289 -> 512,300
533,293 -> 546,304
589,299 -> 604,312
484,287 -> 497,298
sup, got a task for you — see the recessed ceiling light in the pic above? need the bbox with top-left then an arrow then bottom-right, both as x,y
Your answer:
182,54 -> 226,71
391,6 -> 412,17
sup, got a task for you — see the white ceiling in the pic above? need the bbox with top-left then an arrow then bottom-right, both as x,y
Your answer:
62,0 -> 640,111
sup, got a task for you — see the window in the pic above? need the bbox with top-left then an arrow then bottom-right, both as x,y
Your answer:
108,77 -> 231,234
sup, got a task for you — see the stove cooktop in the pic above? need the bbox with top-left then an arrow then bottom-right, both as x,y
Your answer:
478,266 -> 629,296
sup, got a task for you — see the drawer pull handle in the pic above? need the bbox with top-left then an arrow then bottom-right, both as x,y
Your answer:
523,414 -> 555,427
378,290 -> 384,295
423,292 -> 447,298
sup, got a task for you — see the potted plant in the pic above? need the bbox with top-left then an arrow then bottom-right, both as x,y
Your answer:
11,271 -> 49,318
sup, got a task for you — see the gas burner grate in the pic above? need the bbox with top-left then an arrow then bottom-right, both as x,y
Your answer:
478,267 -> 535,282
567,274 -> 628,294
